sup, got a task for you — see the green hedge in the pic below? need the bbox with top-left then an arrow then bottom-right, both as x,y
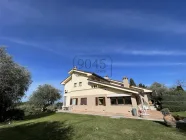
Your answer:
162,105 -> 186,112
162,92 -> 186,112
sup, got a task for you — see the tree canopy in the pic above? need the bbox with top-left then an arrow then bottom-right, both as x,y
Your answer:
29,84 -> 61,111
0,47 -> 32,121
148,82 -> 169,110
149,82 -> 169,94
129,78 -> 136,86
138,83 -> 147,88
175,85 -> 184,91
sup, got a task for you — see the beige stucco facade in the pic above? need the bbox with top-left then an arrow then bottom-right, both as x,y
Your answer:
64,88 -> 138,115
71,95 -> 133,115
61,68 -> 152,116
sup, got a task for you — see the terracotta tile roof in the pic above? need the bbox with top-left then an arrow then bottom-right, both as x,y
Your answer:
87,79 -> 143,93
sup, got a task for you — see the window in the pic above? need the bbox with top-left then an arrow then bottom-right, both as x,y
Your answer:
110,98 -> 117,105
79,82 -> 82,87
74,83 -> 77,87
95,97 -> 106,106
125,96 -> 132,104
70,98 -> 78,105
92,85 -> 98,88
80,98 -> 87,105
117,97 -> 124,104
110,97 -> 131,105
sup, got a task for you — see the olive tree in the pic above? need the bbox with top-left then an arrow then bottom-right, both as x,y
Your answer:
29,84 -> 61,111
0,47 -> 32,121
148,82 -> 169,110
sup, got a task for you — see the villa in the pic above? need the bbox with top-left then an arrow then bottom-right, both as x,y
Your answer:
61,67 -> 154,117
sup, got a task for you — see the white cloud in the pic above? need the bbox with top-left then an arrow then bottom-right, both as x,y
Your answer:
0,0 -> 43,25
84,9 -> 186,34
114,62 -> 186,67
0,37 -> 67,56
115,50 -> 186,56
0,37 -> 114,56
0,1 -> 186,35
2,37 -> 185,57
129,50 -> 186,55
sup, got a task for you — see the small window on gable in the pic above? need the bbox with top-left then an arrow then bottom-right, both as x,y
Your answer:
79,82 -> 82,87
74,83 -> 77,87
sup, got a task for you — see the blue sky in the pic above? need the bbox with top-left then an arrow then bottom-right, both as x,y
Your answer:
1,0 -> 186,100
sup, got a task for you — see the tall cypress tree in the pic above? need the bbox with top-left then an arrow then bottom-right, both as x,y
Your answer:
129,78 -> 136,86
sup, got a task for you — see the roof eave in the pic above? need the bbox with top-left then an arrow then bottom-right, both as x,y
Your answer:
61,76 -> 72,85
131,86 -> 152,93
68,69 -> 92,75
88,80 -> 139,94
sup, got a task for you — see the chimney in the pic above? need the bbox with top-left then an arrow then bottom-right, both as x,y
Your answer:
123,77 -> 129,88
104,75 -> 109,80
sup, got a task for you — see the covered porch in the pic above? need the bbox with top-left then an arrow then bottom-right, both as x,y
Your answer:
106,92 -> 150,116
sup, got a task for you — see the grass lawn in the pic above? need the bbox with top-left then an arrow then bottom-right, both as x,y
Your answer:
0,113 -> 185,140
172,112 -> 186,117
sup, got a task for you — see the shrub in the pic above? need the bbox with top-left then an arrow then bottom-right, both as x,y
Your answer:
56,102 -> 63,109
17,103 -> 42,116
173,115 -> 185,121
5,109 -> 25,120
17,102 -> 57,117
46,105 -> 57,112
161,108 -> 170,116
162,91 -> 186,112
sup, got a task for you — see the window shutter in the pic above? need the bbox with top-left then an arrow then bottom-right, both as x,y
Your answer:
76,98 -> 78,105
103,97 -> 106,106
70,98 -> 72,105
95,97 -> 98,106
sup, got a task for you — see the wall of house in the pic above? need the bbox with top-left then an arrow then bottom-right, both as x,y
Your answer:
131,94 -> 138,107
70,94 -> 133,116
62,71 -> 143,115
65,88 -> 132,100
64,88 -> 137,115
64,73 -> 92,93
